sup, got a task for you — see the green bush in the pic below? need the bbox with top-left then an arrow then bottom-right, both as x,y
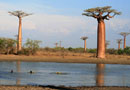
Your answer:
117,49 -> 124,55
106,48 -> 117,54
24,38 -> 42,55
0,38 -> 16,54
124,47 -> 130,55
68,47 -> 73,51
88,49 -> 97,53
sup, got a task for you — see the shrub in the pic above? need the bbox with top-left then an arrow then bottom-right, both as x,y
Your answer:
88,49 -> 97,53
106,48 -> 117,54
124,47 -> 130,55
24,38 -> 41,55
117,49 -> 124,55
68,47 -> 73,51
0,38 -> 16,54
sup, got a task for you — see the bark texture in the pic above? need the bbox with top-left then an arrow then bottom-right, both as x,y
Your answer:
18,17 -> 22,52
84,40 -> 86,52
124,36 -> 126,49
97,21 -> 105,58
118,43 -> 120,50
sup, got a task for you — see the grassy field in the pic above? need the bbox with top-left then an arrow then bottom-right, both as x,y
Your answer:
0,51 -> 130,64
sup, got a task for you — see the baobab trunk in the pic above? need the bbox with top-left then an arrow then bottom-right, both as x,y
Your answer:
84,40 -> 86,52
18,17 -> 22,52
97,21 -> 105,58
124,36 -> 126,49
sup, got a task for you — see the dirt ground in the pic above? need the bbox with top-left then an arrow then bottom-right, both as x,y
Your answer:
0,86 -> 130,90
0,52 -> 130,64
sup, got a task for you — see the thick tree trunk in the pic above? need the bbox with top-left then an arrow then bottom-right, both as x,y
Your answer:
97,21 -> 106,58
96,64 -> 105,86
124,36 -> 126,49
84,40 -> 86,52
18,17 -> 22,52
118,43 -> 120,50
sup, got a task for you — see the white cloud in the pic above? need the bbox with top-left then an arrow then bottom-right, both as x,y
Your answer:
0,2 -> 97,36
107,18 -> 130,32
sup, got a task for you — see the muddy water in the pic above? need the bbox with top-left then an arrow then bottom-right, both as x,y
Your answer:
0,62 -> 130,86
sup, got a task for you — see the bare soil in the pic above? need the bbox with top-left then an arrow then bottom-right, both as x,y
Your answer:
0,86 -> 130,90
0,52 -> 130,64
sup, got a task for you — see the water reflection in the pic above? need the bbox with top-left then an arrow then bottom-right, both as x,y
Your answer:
16,61 -> 21,85
0,62 -> 130,86
96,64 -> 105,86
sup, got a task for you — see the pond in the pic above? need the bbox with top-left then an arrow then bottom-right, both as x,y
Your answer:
0,61 -> 130,86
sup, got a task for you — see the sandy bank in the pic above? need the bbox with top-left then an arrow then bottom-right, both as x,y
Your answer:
0,86 -> 130,90
0,53 -> 130,64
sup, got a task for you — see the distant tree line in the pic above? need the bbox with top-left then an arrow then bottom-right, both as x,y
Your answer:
0,37 -> 130,55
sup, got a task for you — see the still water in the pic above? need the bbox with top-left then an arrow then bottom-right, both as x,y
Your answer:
0,62 -> 130,86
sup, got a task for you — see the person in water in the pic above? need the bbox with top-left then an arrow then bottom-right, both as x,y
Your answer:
29,70 -> 35,74
11,70 -> 13,73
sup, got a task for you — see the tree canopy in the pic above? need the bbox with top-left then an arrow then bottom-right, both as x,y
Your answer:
117,39 -> 122,44
120,32 -> 130,37
81,36 -> 88,40
8,10 -> 32,18
82,6 -> 121,20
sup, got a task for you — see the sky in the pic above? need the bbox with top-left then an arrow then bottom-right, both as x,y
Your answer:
0,0 -> 130,49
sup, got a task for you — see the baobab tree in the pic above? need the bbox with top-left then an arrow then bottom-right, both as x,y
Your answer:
120,32 -> 130,49
54,43 -> 58,48
117,39 -> 122,50
81,36 -> 88,52
82,6 -> 121,58
8,11 -> 32,52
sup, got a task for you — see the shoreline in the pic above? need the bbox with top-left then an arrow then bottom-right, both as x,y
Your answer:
0,85 -> 130,90
0,54 -> 130,65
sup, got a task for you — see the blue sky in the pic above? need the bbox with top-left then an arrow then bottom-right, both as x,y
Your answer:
0,0 -> 130,49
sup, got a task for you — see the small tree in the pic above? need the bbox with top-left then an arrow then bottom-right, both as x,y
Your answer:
24,38 -> 41,55
82,6 -> 121,58
80,36 -> 88,52
0,38 -> 16,54
120,32 -> 130,49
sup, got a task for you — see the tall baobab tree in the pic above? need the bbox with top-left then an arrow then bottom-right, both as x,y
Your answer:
120,32 -> 130,49
81,36 -> 88,52
82,6 -> 121,58
117,39 -> 122,50
8,11 -> 32,52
